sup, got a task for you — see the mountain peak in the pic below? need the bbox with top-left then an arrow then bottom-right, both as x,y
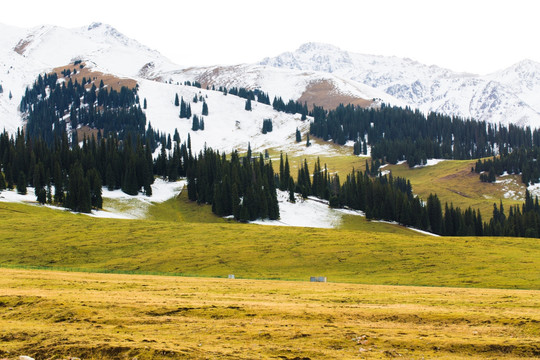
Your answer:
296,42 -> 342,53
260,42 -> 353,73
87,22 -> 104,30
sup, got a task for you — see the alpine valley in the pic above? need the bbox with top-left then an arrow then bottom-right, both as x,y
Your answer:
0,22 -> 539,360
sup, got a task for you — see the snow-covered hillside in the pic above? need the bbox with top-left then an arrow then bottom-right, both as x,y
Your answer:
2,22 -> 540,140
260,42 -> 540,128
162,64 -> 406,109
0,22 -> 178,133
138,78 -> 313,155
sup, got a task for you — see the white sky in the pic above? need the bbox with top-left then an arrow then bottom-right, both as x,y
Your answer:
1,0 -> 539,74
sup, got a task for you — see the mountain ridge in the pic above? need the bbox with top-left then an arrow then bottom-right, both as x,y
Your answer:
261,42 -> 540,128
1,22 -> 540,136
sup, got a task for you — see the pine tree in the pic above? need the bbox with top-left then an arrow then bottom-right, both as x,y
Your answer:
306,133 -> 311,147
288,177 -> 295,203
46,183 -> 52,204
66,162 -> 91,213
245,98 -> 252,111
0,171 -> 5,190
202,101 -> 208,115
88,168 -> 103,208
122,158 -> 139,195
180,97 -> 186,118
9,91 -> 12,100
174,93 -> 179,106
143,98 -> 147,109
295,128 -> 301,142
192,115 -> 200,131
16,171 -> 26,195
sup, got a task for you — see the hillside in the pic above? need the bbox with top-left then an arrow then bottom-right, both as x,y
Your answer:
0,201 -> 538,289
1,21 -> 540,231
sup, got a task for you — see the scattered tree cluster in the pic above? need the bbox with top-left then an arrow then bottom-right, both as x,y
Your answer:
474,147 -> 540,185
261,119 -> 273,134
186,147 -> 279,222
272,96 -> 308,118
179,97 -> 192,119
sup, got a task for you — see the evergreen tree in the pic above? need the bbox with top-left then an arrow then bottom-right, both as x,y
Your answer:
88,168 -> 103,209
245,98 -> 252,111
306,133 -> 311,147
192,115 -> 200,131
0,171 -> 5,190
427,194 -> 443,234
66,162 -> 91,213
143,98 -> 147,109
122,158 -> 139,195
296,128 -> 301,142
202,101 -> 208,115
16,171 -> 26,195
174,93 -> 179,106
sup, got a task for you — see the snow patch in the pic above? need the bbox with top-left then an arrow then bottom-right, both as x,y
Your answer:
413,159 -> 445,168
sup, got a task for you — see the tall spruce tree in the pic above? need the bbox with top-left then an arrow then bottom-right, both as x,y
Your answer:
202,101 -> 208,115
16,171 -> 27,195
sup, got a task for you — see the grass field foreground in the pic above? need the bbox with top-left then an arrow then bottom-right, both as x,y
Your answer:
0,268 -> 538,359
0,201 -> 539,289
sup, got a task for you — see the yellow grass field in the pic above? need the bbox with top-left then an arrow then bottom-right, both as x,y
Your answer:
0,268 -> 538,360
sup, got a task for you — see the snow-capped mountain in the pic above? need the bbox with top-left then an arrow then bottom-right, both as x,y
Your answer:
0,22 -> 333,157
0,22 -> 179,133
0,23 -> 400,137
2,22 -> 540,142
163,64 -> 407,110
260,42 -> 540,128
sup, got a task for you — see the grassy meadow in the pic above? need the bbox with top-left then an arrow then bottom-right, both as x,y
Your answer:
0,200 -> 538,289
1,154 -> 539,359
0,268 -> 538,360
384,159 -> 525,220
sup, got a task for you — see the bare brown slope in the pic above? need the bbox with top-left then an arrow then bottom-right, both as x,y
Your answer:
52,62 -> 137,91
298,79 -> 373,109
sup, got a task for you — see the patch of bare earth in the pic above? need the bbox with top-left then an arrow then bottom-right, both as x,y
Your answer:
13,39 -> 31,55
298,80 -> 373,110
52,62 -> 137,91
76,126 -> 102,141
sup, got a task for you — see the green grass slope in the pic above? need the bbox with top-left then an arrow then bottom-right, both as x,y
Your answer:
0,201 -> 538,289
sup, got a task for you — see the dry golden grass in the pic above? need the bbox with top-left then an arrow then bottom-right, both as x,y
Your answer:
52,62 -> 137,91
0,268 -> 538,360
297,80 -> 373,110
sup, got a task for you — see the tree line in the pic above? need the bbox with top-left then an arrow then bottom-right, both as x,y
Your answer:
474,147 -> 540,185
0,129 -> 153,213
307,103 -> 539,167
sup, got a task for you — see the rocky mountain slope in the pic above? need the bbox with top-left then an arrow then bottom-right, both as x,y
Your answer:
261,42 -> 540,128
